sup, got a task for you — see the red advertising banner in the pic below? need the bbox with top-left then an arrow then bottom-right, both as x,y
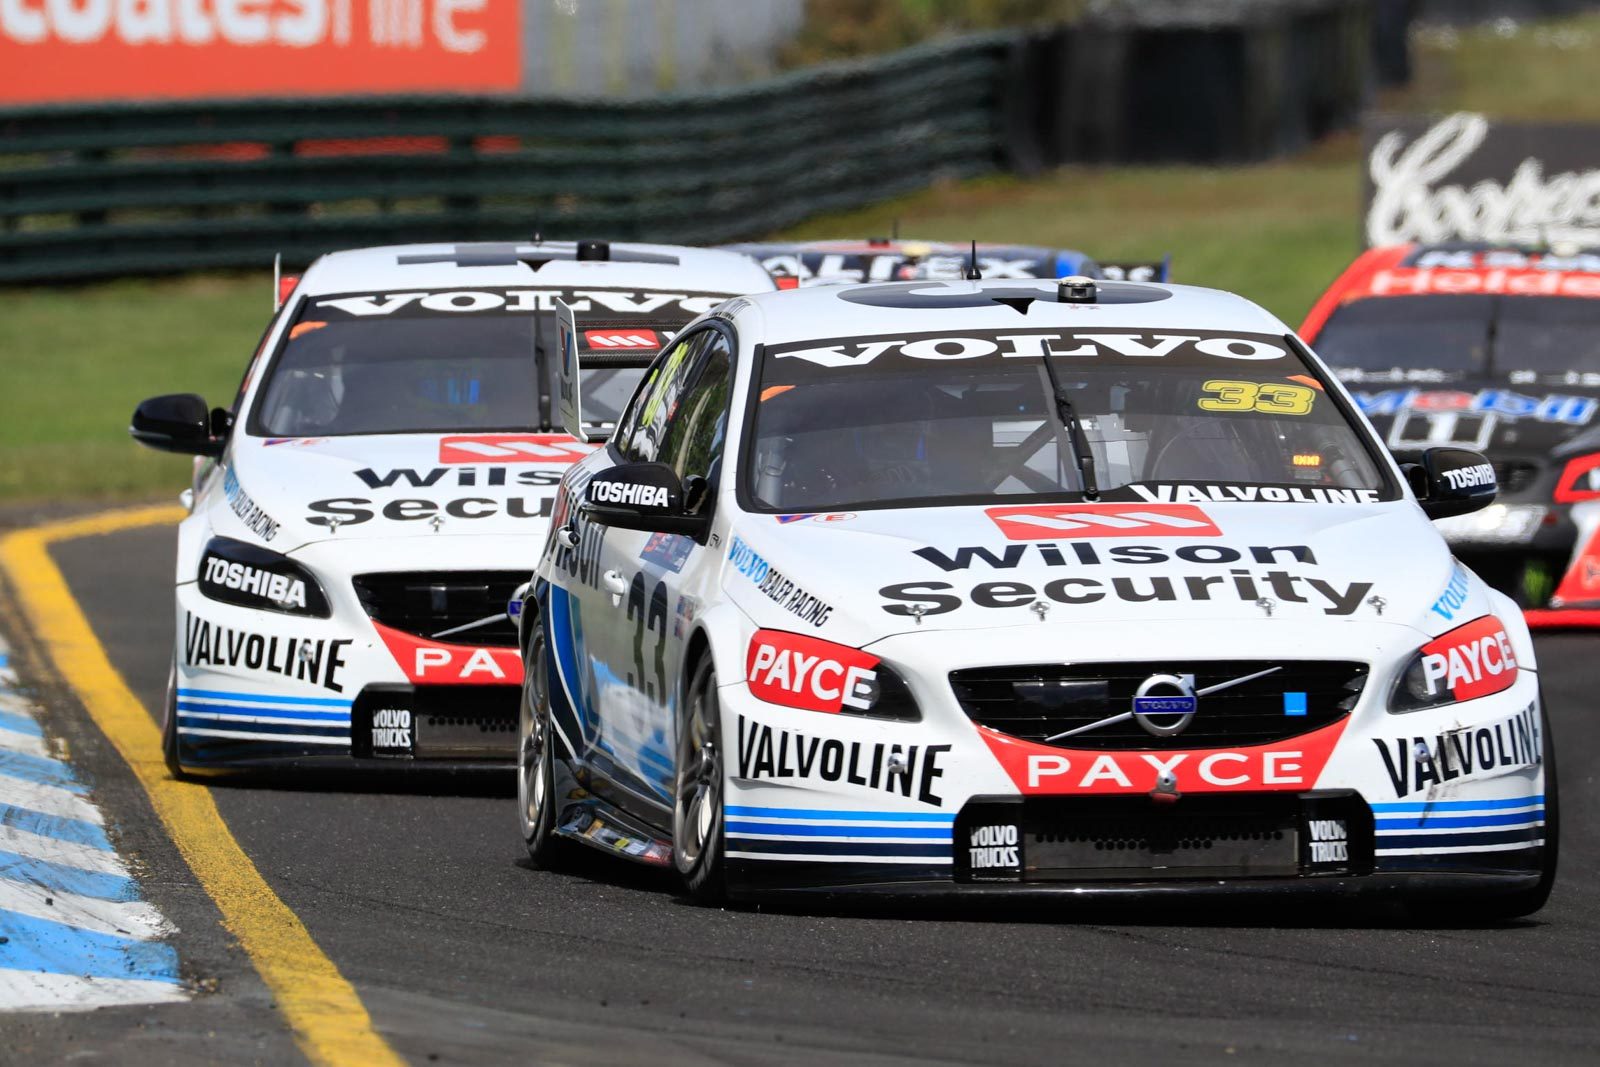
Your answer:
0,0 -> 519,103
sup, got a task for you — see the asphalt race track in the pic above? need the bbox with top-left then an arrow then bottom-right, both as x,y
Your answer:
6,520 -> 1600,1065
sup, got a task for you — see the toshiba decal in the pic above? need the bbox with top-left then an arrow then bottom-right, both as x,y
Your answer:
0,0 -> 518,103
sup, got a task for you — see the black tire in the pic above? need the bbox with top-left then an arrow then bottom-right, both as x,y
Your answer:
1415,700 -> 1558,923
517,625 -> 564,867
673,655 -> 727,904
161,658 -> 190,781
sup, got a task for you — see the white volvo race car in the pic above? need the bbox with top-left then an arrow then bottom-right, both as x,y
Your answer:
131,239 -> 774,775
517,274 -> 1556,916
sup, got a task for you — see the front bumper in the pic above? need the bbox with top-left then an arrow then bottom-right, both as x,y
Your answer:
717,622 -> 1547,898
172,586 -> 520,771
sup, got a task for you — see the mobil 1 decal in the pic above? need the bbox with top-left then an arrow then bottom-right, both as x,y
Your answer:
764,327 -> 1295,375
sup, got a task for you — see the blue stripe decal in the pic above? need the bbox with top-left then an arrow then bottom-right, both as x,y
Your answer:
1368,796 -> 1542,813
726,821 -> 950,839
178,717 -> 348,738
0,709 -> 44,737
0,909 -> 180,983
177,702 -> 350,722
1374,827 -> 1541,849
176,688 -> 351,708
1376,811 -> 1543,831
726,838 -> 951,858
0,807 -> 113,851
726,806 -> 955,823
0,750 -> 87,794
0,850 -> 138,902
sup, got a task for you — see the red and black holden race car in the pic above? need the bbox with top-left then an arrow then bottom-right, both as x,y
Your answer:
718,238 -> 1170,288
1303,244 -> 1600,625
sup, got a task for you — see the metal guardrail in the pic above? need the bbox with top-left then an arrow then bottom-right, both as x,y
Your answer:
0,1 -> 1374,284
0,35 -> 1011,283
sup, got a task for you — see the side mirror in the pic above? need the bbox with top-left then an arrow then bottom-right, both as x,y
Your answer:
580,462 -> 710,538
130,394 -> 223,456
1394,447 -> 1497,520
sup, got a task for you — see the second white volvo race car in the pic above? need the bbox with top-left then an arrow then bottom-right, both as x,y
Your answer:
131,239 -> 774,775
518,274 -> 1556,916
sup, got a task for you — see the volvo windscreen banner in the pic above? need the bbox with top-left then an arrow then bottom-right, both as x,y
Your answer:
0,0 -> 518,102
1362,111 -> 1600,248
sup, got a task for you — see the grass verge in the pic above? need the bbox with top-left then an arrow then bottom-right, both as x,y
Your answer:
1,13 -> 1591,503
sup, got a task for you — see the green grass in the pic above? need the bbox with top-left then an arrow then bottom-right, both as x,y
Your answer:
0,274 -> 269,500
2,12 -> 1593,504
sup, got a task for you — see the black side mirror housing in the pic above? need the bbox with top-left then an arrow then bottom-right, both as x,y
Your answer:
131,393 -> 223,456
580,462 -> 711,538
1394,447 -> 1497,520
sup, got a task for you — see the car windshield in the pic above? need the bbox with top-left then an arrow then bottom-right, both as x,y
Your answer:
249,290 -> 644,437
1314,296 -> 1491,380
1317,294 -> 1600,383
747,327 -> 1393,512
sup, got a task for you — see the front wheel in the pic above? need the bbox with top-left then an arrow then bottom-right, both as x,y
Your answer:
673,656 -> 727,904
517,626 -> 563,867
161,657 -> 189,781
1413,698 -> 1558,923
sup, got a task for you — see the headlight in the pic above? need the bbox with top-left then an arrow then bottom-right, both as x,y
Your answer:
1389,615 -> 1520,713
745,629 -> 919,721
1431,503 -> 1547,543
197,537 -> 330,618
1554,453 -> 1600,503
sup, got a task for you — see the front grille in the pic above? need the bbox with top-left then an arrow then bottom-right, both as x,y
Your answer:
949,660 -> 1366,749
352,571 -> 525,647
352,685 -> 518,760
1491,459 -> 1540,495
954,794 -> 1374,883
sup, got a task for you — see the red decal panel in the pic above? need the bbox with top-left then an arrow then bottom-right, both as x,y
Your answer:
986,503 -> 1220,541
980,720 -> 1347,795
374,622 -> 523,686
1418,616 -> 1518,703
439,434 -> 595,465
746,629 -> 878,714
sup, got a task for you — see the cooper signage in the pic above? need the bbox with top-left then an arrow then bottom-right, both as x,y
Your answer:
1363,111 -> 1600,247
0,0 -> 518,103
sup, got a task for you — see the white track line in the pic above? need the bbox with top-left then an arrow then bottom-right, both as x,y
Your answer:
0,778 -> 104,825
0,969 -> 187,1013
0,817 -> 129,877
0,878 -> 172,940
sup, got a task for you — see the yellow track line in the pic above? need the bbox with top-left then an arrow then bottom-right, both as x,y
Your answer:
0,504 -> 403,1067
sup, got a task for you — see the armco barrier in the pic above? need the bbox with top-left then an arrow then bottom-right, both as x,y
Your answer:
0,1 -> 1375,284
0,33 -> 1014,283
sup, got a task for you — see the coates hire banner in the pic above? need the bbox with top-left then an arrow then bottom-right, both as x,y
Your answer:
0,0 -> 518,102
1363,111 -> 1600,248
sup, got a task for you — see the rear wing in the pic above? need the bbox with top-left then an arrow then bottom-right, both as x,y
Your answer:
555,298 -> 676,443
1097,256 -> 1172,283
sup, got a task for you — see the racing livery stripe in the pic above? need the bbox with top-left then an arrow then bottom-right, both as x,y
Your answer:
1375,811 -> 1543,830
1375,827 -> 1542,853
176,706 -> 351,724
725,805 -> 955,823
1368,795 -> 1543,812
176,687 -> 352,707
725,821 -> 952,840
727,839 -> 953,862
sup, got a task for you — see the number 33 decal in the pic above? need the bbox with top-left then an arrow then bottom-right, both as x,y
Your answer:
1199,379 -> 1316,415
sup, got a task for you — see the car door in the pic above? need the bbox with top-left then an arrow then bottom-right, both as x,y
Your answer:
585,325 -> 733,816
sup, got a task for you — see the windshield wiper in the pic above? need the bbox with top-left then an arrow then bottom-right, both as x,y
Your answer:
1037,339 -> 1100,500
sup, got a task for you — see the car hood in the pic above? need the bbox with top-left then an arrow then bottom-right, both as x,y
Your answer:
721,501 -> 1470,644
207,432 -> 594,551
